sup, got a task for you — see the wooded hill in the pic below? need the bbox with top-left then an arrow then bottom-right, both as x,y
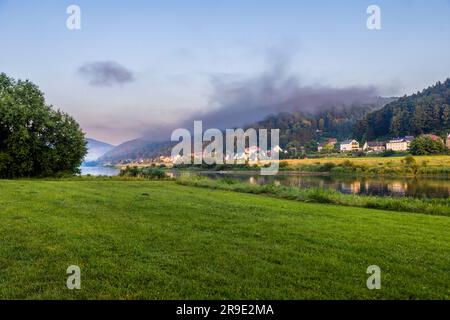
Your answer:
354,79 -> 450,141
249,98 -> 393,149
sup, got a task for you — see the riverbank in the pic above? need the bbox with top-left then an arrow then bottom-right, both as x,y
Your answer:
0,179 -> 449,299
283,155 -> 450,176
169,155 -> 450,177
175,176 -> 450,217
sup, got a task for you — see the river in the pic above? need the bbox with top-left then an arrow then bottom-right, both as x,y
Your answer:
80,166 -> 120,176
80,166 -> 450,199
172,171 -> 450,199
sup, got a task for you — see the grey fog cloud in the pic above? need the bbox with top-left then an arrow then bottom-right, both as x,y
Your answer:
78,61 -> 135,87
141,52 -> 379,141
192,70 -> 378,130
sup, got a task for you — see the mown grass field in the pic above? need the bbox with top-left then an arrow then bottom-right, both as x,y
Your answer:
0,180 -> 449,299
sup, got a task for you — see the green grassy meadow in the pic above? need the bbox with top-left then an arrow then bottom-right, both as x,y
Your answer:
0,180 -> 449,299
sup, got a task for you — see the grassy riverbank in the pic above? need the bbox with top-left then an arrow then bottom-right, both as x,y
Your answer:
176,176 -> 450,217
168,155 -> 450,176
283,155 -> 450,176
0,179 -> 449,299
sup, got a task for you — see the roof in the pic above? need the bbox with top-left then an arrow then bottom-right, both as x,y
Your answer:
318,138 -> 337,147
389,136 -> 414,143
366,141 -> 386,147
341,139 -> 358,144
423,134 -> 442,141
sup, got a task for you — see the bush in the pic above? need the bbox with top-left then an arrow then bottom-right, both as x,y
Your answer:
410,136 -> 447,155
381,150 -> 397,157
120,166 -> 168,180
176,176 -> 450,217
279,161 -> 290,169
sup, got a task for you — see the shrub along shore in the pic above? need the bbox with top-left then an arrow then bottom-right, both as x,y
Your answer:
175,176 -> 450,217
167,155 -> 450,177
113,165 -> 450,216
283,157 -> 450,176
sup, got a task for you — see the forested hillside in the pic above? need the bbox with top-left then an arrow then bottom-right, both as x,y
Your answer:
354,79 -> 450,141
250,98 -> 392,149
98,139 -> 174,163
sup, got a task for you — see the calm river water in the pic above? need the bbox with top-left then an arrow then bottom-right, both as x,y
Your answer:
173,171 -> 450,199
80,166 -> 120,176
80,166 -> 450,199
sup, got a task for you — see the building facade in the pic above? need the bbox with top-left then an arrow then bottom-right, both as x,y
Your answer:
386,136 -> 414,152
318,138 -> 337,152
363,141 -> 386,152
340,139 -> 359,152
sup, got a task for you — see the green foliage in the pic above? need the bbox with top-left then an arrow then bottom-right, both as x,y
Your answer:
401,155 -> 419,175
250,101 -> 390,150
176,176 -> 450,217
381,149 -> 397,157
354,79 -> 450,140
279,161 -> 290,169
410,136 -> 447,155
290,156 -> 450,176
0,73 -> 87,178
120,166 -> 168,179
304,140 -> 319,153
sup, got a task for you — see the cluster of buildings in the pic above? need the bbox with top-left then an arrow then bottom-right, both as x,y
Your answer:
120,134 -> 450,165
337,133 -> 450,153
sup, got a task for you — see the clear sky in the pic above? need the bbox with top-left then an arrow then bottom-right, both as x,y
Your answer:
1,0 -> 450,144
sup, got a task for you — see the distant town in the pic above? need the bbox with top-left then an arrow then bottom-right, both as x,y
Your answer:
108,133 -> 450,167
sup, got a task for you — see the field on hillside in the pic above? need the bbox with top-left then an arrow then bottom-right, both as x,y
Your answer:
0,180 -> 449,299
284,155 -> 450,167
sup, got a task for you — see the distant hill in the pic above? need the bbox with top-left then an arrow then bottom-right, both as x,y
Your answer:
100,98 -> 394,163
84,138 -> 115,162
354,79 -> 450,141
98,138 -> 174,163
249,97 -> 394,148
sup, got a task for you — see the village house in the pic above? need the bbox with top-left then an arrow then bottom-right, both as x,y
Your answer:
245,146 -> 264,161
386,136 -> 414,152
423,134 -> 443,142
363,141 -> 386,152
340,139 -> 360,152
273,145 -> 284,153
318,138 -> 337,152
447,134 -> 450,149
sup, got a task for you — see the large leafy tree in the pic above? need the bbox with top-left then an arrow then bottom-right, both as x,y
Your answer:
0,73 -> 87,178
410,136 -> 447,156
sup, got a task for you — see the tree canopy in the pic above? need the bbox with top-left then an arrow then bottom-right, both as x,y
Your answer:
0,73 -> 87,178
248,100 -> 391,149
410,135 -> 447,156
354,79 -> 450,141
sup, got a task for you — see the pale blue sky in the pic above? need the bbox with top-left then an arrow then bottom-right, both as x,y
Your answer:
1,0 -> 450,144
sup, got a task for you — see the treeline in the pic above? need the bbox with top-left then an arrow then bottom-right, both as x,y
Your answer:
250,99 -> 391,149
354,79 -> 450,141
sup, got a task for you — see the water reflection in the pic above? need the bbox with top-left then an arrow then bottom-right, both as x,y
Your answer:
80,166 -> 120,176
175,171 -> 450,199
